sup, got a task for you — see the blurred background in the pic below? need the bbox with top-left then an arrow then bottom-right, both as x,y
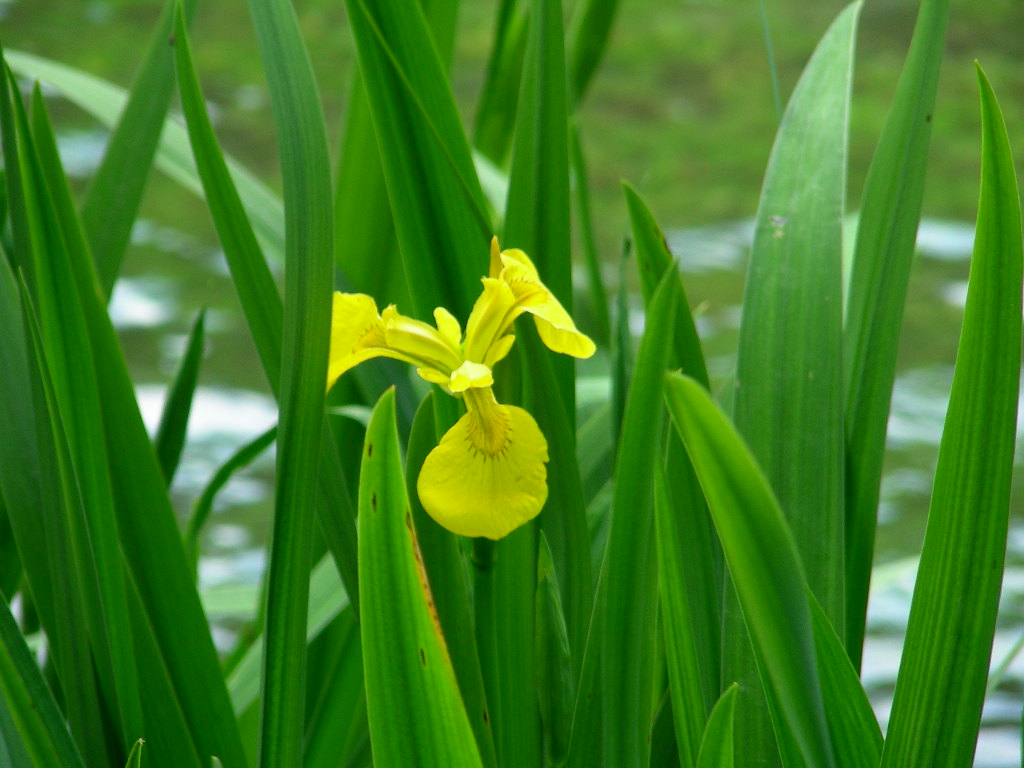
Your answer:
5,0 -> 1024,764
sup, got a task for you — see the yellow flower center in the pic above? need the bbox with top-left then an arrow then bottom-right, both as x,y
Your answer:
463,388 -> 510,457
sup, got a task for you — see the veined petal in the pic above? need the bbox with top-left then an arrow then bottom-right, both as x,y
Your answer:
449,361 -> 493,393
498,250 -> 596,359
382,305 -> 463,373
463,277 -> 517,363
417,390 -> 548,539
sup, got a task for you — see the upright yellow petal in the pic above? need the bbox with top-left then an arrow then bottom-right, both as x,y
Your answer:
417,389 -> 548,539
463,277 -> 517,363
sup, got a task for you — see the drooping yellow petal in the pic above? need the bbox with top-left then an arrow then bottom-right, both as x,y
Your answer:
497,249 -> 596,359
417,389 -> 548,539
328,293 -> 388,391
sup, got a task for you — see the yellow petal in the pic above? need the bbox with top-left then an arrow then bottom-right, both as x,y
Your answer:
498,251 -> 596,359
449,361 -> 494,393
483,334 -> 516,368
433,307 -> 462,349
488,236 -> 503,279
382,305 -> 463,373
463,277 -> 517,363
417,392 -> 548,539
328,292 -> 387,391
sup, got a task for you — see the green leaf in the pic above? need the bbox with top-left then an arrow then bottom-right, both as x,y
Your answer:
171,9 -> 358,604
728,5 -> 858,761
343,0 -> 491,321
227,554 -> 351,717
654,464 -> 710,766
504,0 -> 573,409
6,49 -> 286,265
570,125 -> 610,346
124,739 -> 144,768
696,685 -> 738,768
405,394 -> 496,768
10,67 -> 248,768
474,0 -> 528,164
358,390 -> 484,768
244,0 -> 335,762
0,598 -> 86,768
623,183 -> 709,388
185,426 -> 276,572
154,308 -> 206,485
593,267 -> 678,768
842,0 -> 950,661
565,0 -> 620,104
535,534 -> 573,767
664,373 -> 835,768
80,0 -> 198,295
808,594 -> 881,768
879,64 -> 1023,768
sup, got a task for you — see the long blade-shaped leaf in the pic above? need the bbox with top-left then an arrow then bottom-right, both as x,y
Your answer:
665,373 -> 836,768
244,0 -> 334,763
343,0 -> 491,320
359,390 -> 484,768
879,64 -> 1022,768
80,0 -> 197,294
596,268 -> 678,768
0,552 -> 86,768
696,685 -> 738,768
171,9 -> 359,614
728,6 -> 858,762
154,308 -> 205,484
843,0 -> 950,662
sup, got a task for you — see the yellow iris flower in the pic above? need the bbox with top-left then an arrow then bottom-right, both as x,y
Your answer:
327,238 -> 595,539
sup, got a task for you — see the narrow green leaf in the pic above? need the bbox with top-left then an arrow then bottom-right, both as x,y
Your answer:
19,74 -> 146,759
696,685 -> 738,768
359,390 -> 484,768
570,125 -> 610,346
13,60 -> 247,766
536,534 -> 573,767
665,373 -> 835,768
171,9 -> 358,604
623,183 -> 709,388
504,0 -> 573,410
124,739 -> 144,768
154,308 -> 206,485
843,0 -> 950,662
565,0 -> 620,104
227,555 -> 351,717
343,0 -> 491,320
0,598 -> 86,768
474,0 -> 528,164
185,426 -> 277,572
879,64 -> 1023,768
654,465 -> 709,767
595,267 -> 678,768
244,0 -> 335,762
807,594 -> 881,768
7,49 -> 286,265
405,393 -> 496,768
304,610 -> 366,768
518,327 -> 592,686
80,0 -> 198,295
